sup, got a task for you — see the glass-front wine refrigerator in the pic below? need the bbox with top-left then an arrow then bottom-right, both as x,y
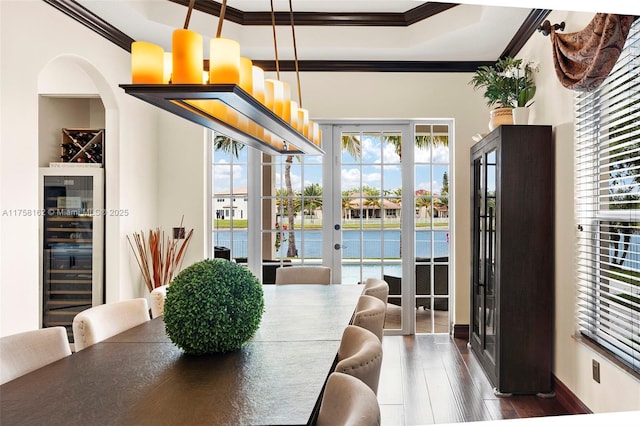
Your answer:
39,167 -> 104,342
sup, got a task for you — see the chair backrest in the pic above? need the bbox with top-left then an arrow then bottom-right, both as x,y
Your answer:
335,325 -> 383,394
72,298 -> 150,351
0,326 -> 72,385
317,372 -> 381,426
364,278 -> 389,305
352,294 -> 386,341
150,285 -> 168,318
275,266 -> 331,284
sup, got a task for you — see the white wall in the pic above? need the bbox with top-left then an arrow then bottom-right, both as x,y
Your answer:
518,10 -> 640,412
156,111 -> 208,269
0,0 -> 193,335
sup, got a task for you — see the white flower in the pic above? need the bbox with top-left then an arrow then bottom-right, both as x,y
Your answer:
503,68 -> 517,78
526,60 -> 540,72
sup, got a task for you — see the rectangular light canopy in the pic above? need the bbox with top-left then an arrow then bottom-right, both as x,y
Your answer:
119,83 -> 324,156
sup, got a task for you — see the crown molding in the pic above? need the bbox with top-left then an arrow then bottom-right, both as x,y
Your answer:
250,60 -> 494,73
42,0 -> 134,52
42,1 -> 546,73
500,9 -> 551,58
169,0 -> 459,26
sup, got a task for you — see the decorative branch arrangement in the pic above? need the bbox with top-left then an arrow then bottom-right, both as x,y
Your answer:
127,218 -> 194,292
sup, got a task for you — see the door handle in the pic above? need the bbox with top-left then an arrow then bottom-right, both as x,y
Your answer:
334,243 -> 348,250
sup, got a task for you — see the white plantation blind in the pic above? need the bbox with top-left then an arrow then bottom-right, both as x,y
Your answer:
575,18 -> 640,372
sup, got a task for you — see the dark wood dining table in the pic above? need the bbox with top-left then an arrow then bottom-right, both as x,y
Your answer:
0,284 -> 363,426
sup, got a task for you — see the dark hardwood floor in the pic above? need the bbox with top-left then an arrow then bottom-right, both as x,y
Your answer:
378,334 -> 572,425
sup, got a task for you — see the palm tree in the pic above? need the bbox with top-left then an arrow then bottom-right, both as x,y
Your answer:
385,133 -> 449,158
341,189 -> 358,220
284,155 -> 298,257
214,135 -> 245,158
415,193 -> 432,218
303,183 -> 323,219
362,186 -> 381,219
341,134 -> 362,159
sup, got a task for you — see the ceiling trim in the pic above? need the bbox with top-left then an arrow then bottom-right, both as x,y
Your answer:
42,0 -> 134,52
500,9 -> 551,58
42,0 -> 542,73
169,0 -> 460,27
249,60 -> 494,73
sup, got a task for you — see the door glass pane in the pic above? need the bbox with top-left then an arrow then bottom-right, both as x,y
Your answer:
212,135 -> 248,261
414,124 -> 450,333
261,153 -> 324,282
473,156 -> 483,340
340,131 -> 402,334
485,149 -> 497,360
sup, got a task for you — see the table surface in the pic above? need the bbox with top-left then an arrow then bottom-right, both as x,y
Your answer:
0,284 -> 363,426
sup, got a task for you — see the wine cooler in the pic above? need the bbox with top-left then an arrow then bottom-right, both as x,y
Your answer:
39,167 -> 104,342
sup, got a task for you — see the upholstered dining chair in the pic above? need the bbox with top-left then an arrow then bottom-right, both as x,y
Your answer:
150,285 -> 168,318
352,294 -> 386,341
275,265 -> 331,284
335,325 -> 383,394
317,372 -> 381,426
0,326 -> 72,385
363,278 -> 389,305
72,298 -> 150,351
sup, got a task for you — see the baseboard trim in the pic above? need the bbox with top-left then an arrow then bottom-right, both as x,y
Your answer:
552,375 -> 591,414
453,324 -> 469,340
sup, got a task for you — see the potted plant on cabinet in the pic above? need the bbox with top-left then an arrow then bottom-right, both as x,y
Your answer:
469,57 -> 539,130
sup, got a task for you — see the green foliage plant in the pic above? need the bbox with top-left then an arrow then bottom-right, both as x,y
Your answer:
469,57 -> 539,108
163,258 -> 264,354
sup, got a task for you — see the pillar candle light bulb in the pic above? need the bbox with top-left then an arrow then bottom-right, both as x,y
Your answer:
289,101 -> 298,129
172,29 -> 203,84
239,57 -> 253,93
131,41 -> 164,84
252,66 -> 265,104
265,79 -> 284,117
297,108 -> 309,135
163,52 -> 172,83
281,82 -> 291,121
209,38 -> 240,84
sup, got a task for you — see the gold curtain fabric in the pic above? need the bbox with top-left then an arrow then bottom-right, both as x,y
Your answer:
550,14 -> 636,91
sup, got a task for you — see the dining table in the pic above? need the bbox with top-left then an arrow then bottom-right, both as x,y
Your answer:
0,284 -> 364,426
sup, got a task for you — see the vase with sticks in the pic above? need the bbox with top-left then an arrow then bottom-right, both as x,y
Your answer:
127,217 -> 194,292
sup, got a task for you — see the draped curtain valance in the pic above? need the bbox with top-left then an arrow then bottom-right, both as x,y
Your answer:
550,13 -> 636,91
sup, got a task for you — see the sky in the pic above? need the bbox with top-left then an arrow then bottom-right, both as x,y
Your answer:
213,130 -> 451,196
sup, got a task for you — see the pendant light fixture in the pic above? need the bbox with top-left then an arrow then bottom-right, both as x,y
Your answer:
120,0 -> 323,156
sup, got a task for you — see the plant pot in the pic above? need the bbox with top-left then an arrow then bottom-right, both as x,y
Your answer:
488,107 -> 513,131
512,107 -> 530,125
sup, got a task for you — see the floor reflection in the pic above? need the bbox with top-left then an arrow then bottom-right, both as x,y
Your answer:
383,304 -> 449,333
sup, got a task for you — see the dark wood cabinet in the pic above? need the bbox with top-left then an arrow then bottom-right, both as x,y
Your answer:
470,125 -> 554,396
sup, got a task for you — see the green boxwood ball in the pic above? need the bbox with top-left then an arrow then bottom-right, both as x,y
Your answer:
163,258 -> 264,354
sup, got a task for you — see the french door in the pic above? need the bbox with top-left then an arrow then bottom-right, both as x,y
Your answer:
211,119 -> 452,335
327,124 -> 411,333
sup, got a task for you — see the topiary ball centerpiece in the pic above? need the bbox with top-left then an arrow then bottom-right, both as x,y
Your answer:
163,258 -> 264,354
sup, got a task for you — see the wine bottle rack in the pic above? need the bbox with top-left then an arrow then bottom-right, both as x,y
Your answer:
60,128 -> 104,165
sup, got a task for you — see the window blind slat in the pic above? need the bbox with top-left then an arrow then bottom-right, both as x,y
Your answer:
575,19 -> 640,373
